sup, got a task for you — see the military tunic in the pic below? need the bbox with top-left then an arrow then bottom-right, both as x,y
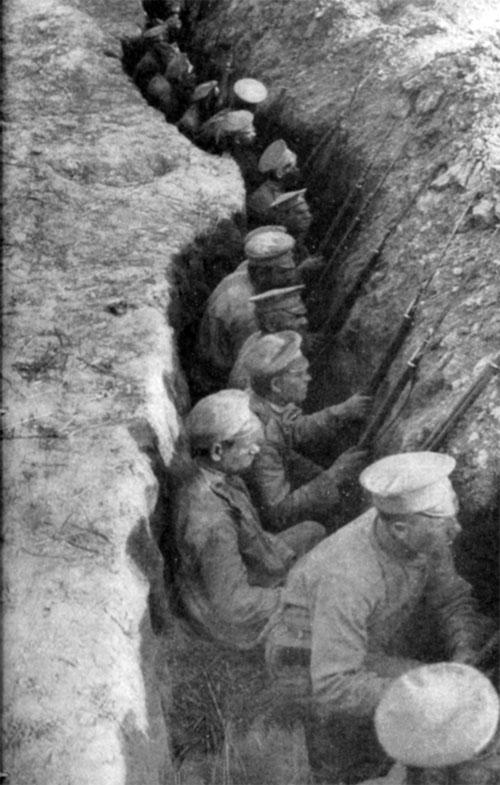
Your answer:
266,508 -> 486,783
174,464 -> 294,650
194,265 -> 257,393
246,394 -> 348,531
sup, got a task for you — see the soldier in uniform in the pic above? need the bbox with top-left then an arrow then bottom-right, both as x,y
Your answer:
229,285 -> 309,390
269,189 -> 327,284
375,662 -> 500,785
247,139 -> 300,227
173,389 -> 325,650
265,451 -> 493,784
197,109 -> 256,154
242,330 -> 370,531
177,80 -> 219,137
231,78 -> 268,112
192,229 -> 300,395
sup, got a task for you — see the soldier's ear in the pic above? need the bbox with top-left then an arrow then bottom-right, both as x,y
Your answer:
210,442 -> 224,462
388,520 -> 410,542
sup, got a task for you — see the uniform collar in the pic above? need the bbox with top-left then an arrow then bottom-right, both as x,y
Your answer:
372,513 -> 425,564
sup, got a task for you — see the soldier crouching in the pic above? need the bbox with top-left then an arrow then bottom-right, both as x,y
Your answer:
264,451 -> 494,783
173,389 -> 325,650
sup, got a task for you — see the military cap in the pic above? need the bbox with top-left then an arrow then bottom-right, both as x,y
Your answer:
270,189 -> 308,210
243,331 -> 303,380
258,140 -> 298,174
206,109 -> 255,133
250,285 -> 306,314
244,229 -> 295,262
143,23 -> 169,40
375,663 -> 500,768
359,452 -> 456,516
186,389 -> 257,449
233,78 -> 268,105
192,80 -> 219,102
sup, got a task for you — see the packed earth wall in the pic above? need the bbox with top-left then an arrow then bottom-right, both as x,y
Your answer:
2,0 -> 243,782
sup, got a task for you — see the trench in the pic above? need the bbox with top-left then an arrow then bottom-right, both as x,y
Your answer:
117,3 -> 499,781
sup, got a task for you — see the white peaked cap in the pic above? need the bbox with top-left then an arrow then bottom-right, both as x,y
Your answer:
233,78 -> 268,104
186,389 -> 257,449
375,663 -> 500,767
359,452 -> 456,515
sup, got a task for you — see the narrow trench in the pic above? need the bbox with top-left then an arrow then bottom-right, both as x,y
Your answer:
118,3 -> 499,776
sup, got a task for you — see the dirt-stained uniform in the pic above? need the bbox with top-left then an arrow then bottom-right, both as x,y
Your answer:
245,393 -> 349,531
174,464 -> 292,650
265,507 -> 487,783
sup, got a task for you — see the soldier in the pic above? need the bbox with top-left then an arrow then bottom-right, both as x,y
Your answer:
231,78 -> 268,112
173,389 -> 325,650
247,139 -> 300,226
242,330 -> 370,531
270,189 -> 326,284
228,284 -> 319,390
177,80 -> 219,137
265,451 -> 492,784
197,109 -> 256,154
192,229 -> 300,395
375,662 -> 500,784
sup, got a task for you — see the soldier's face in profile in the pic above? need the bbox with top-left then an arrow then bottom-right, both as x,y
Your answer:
270,308 -> 308,335
272,356 -> 311,405
219,421 -> 264,474
395,508 -> 461,556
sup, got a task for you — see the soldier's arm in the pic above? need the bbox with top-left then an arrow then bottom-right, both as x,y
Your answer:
425,547 -> 492,661
287,403 -> 368,451
309,577 -> 412,717
246,441 -> 339,531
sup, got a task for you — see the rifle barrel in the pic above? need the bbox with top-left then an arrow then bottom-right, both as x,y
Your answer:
421,354 -> 500,451
315,138 -> 408,290
363,191 -> 480,396
318,119 -> 399,256
357,347 -> 424,449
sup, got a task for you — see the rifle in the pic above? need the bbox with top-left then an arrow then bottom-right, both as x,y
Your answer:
357,342 -> 425,449
313,135 -> 409,291
421,352 -> 500,451
317,118 -> 399,256
319,174 -> 431,341
363,194 -> 484,397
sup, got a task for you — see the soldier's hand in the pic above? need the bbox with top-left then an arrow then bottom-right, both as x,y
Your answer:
337,393 -> 372,420
328,447 -> 369,482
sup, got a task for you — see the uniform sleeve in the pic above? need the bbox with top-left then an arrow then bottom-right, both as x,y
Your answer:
288,407 -> 346,452
309,576 -> 398,717
197,515 -> 282,627
425,548 -> 490,658
247,441 -> 340,531
195,310 -> 233,384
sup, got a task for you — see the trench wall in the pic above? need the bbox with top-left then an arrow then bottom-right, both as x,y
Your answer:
193,0 -> 500,518
2,0 -> 244,782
